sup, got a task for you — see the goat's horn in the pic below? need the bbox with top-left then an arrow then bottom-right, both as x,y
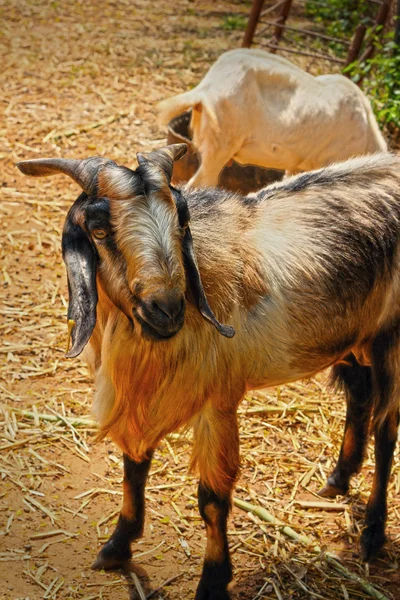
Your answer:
17,157 -> 114,195
137,144 -> 188,182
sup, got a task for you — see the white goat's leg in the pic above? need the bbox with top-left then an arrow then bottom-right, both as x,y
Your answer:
188,145 -> 239,188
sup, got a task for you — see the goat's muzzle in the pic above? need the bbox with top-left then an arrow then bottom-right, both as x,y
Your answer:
133,292 -> 186,341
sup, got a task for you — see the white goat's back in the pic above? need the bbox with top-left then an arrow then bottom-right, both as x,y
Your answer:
157,49 -> 387,185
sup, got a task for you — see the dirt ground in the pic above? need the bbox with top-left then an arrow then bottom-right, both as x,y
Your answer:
1,1 -> 400,599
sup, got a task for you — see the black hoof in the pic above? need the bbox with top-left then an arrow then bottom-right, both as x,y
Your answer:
318,473 -> 349,498
91,539 -> 132,571
195,590 -> 231,600
195,581 -> 231,600
360,523 -> 386,562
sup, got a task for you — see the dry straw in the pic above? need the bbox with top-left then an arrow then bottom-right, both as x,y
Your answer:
1,1 -> 399,599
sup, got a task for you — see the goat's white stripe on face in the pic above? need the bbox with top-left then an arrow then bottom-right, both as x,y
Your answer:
148,194 -> 178,263
112,192 -> 184,292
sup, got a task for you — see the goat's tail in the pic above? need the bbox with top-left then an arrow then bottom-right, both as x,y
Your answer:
331,334 -> 400,432
330,353 -> 373,413
370,328 -> 400,429
359,92 -> 388,153
157,89 -> 220,134
157,89 -> 199,124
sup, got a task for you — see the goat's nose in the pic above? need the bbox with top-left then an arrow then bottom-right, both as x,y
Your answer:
152,296 -> 184,322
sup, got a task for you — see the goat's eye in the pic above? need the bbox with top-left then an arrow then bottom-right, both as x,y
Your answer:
181,222 -> 189,230
92,229 -> 107,240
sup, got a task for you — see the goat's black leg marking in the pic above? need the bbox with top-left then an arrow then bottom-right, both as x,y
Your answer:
320,354 -> 373,498
361,410 -> 399,561
191,404 -> 240,599
92,452 -> 153,570
360,329 -> 400,561
195,483 -> 232,600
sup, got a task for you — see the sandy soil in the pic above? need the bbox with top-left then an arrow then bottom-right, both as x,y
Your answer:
0,2 -> 399,599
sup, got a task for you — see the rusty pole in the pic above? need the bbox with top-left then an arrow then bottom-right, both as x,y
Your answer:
242,0 -> 265,48
345,23 -> 367,67
395,0 -> 400,46
359,0 -> 393,63
269,0 -> 293,53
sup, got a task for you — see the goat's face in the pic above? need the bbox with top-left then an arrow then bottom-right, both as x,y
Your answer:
17,145 -> 234,357
89,189 -> 187,342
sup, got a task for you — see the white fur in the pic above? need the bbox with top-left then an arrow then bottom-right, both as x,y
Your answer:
158,49 -> 387,186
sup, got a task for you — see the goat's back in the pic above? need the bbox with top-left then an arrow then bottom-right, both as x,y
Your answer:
237,154 -> 400,378
159,49 -> 386,174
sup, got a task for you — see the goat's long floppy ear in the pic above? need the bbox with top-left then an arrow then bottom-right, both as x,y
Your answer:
182,227 -> 235,338
62,197 -> 98,358
137,144 -> 188,183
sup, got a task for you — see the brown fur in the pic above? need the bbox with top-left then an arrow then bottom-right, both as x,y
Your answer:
121,479 -> 136,521
191,402 -> 241,495
204,504 -> 226,563
342,425 -> 357,463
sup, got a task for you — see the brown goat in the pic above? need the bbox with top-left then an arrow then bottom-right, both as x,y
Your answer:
17,146 -> 400,599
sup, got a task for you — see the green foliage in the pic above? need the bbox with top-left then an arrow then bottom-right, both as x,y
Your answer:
345,33 -> 400,130
305,0 -> 372,32
222,15 -> 247,31
305,1 -> 399,131
305,0 -> 373,57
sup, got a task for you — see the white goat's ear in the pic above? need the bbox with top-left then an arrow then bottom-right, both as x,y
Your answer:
137,144 -> 187,183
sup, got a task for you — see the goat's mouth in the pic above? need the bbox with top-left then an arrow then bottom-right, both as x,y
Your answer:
133,309 -> 183,342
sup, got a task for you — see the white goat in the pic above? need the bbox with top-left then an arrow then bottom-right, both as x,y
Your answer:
18,147 -> 400,599
158,48 -> 387,186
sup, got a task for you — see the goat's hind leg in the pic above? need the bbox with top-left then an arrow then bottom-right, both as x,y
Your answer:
361,329 -> 400,561
320,354 -> 373,498
92,452 -> 153,570
188,142 -> 241,188
361,409 -> 399,561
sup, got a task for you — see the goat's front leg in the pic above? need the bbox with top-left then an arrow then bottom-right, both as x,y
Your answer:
191,405 -> 240,600
92,452 -> 153,570
195,483 -> 233,600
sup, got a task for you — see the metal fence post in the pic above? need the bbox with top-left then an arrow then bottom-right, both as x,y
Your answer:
242,0 -> 265,48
